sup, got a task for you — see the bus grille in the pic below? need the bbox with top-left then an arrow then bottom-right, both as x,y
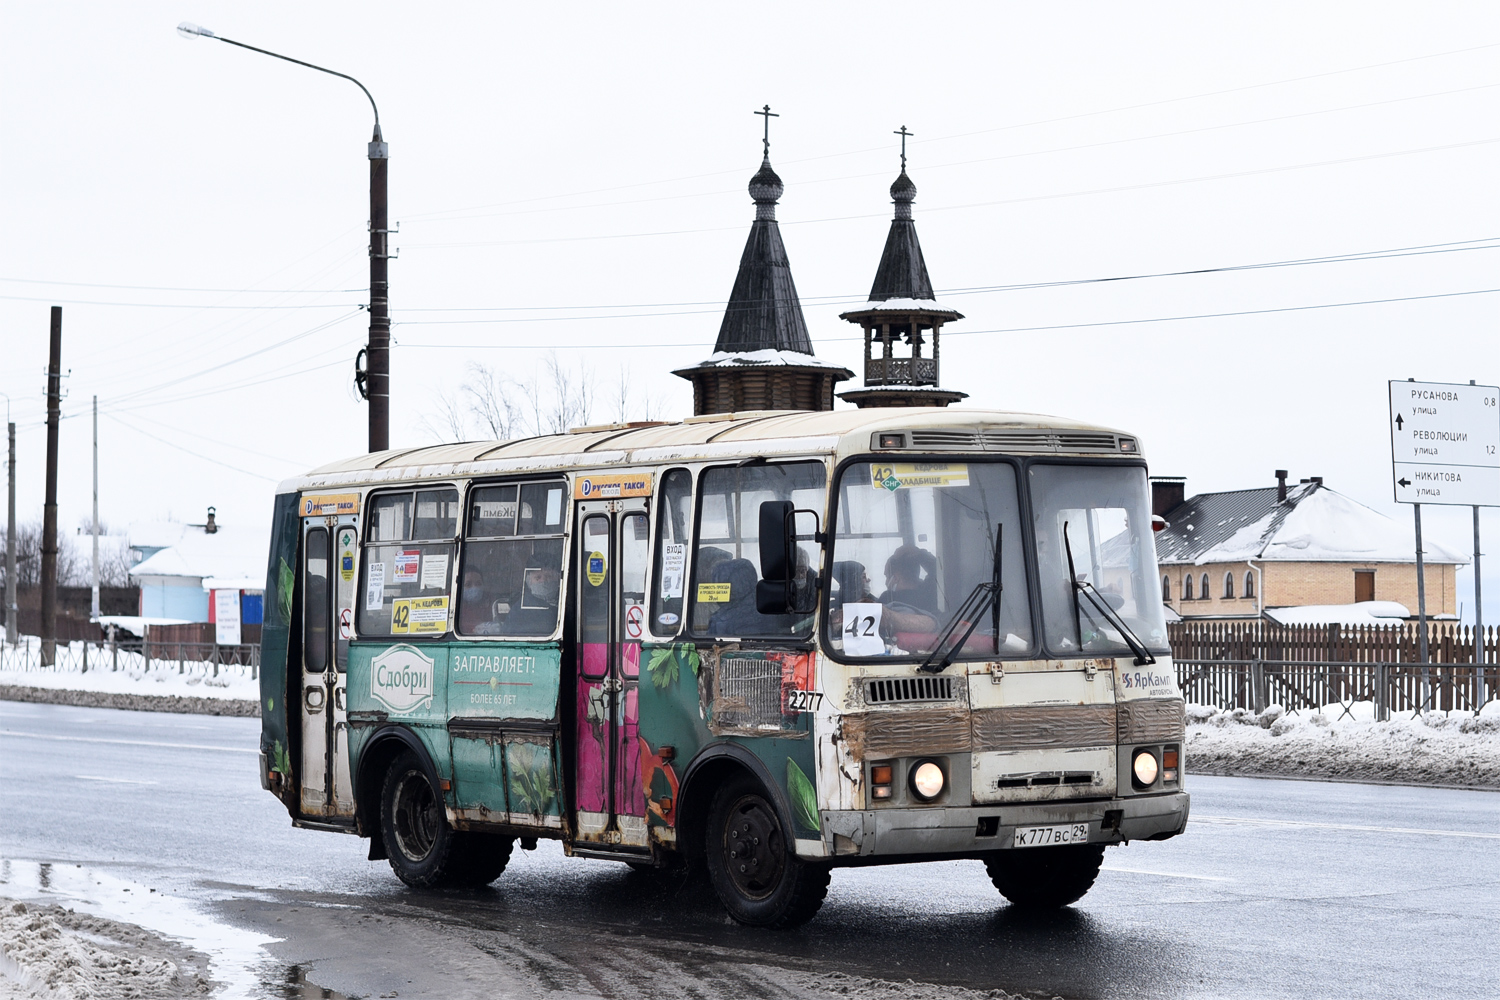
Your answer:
864,675 -> 956,705
906,429 -> 1121,454
714,656 -> 788,730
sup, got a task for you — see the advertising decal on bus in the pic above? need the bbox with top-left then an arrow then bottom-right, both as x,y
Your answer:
301,493 -> 361,517
574,473 -> 653,499
370,645 -> 436,713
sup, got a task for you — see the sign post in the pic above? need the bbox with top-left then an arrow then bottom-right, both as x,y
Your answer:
1388,379 -> 1500,714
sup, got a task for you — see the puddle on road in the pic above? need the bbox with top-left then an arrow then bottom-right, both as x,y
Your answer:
0,858 -> 334,999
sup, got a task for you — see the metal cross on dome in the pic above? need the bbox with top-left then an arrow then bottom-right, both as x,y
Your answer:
894,125 -> 914,170
756,104 -> 779,155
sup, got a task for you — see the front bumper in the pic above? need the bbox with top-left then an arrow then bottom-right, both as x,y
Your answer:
811,790 -> 1189,859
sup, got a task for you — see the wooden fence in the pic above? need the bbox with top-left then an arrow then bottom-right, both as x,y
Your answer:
1169,621 -> 1497,716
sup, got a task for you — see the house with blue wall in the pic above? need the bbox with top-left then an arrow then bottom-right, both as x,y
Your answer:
128,509 -> 266,624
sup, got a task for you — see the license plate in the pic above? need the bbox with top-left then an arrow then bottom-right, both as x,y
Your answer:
1013,823 -> 1089,848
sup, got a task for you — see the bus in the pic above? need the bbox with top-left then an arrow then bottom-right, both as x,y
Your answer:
257,407 -> 1188,927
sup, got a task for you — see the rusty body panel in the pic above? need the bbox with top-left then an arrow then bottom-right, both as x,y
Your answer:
971,704 -> 1116,752
1117,697 -> 1186,743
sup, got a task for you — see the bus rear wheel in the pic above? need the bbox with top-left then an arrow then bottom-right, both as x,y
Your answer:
704,776 -> 829,928
380,751 -> 514,888
985,844 -> 1104,908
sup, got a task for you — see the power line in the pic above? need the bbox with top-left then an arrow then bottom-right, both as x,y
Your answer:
0,294 -> 360,310
101,413 -> 280,483
402,39 -> 1500,222
387,237 -> 1500,323
0,277 -> 362,294
398,285 -> 1500,350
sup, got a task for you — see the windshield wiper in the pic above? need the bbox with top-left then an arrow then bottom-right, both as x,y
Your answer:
1062,521 -> 1156,666
919,525 -> 1002,674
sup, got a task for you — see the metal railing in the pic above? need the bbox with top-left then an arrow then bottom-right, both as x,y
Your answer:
0,636 -> 259,679
1175,657 -> 1494,720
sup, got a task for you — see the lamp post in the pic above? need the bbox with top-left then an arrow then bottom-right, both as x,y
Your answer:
178,22 -> 391,452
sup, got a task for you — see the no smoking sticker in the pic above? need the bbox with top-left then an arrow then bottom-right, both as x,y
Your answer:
339,607 -> 353,640
625,603 -> 644,640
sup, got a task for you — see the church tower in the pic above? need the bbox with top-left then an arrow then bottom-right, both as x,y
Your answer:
674,107 -> 852,415
837,128 -> 967,408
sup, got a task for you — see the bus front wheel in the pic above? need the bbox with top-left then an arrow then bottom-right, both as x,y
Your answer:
380,751 -> 513,888
985,844 -> 1104,908
704,775 -> 830,927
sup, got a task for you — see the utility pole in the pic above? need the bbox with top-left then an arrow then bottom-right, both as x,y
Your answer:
91,395 -> 100,622
6,417 -> 15,648
368,127 -> 390,452
40,306 -> 62,666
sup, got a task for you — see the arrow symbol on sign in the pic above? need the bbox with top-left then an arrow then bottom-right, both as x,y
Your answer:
1397,477 -> 1411,487
1395,414 -> 1404,429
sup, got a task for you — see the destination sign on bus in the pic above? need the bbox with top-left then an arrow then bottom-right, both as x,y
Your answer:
391,595 -> 449,635
870,463 -> 970,491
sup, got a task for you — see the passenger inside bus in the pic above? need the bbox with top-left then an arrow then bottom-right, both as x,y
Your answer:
878,546 -> 940,634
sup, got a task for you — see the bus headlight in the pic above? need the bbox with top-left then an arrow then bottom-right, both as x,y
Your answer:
1132,749 -> 1159,788
910,760 -> 945,801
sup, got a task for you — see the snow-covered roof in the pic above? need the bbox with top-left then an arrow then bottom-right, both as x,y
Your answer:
201,576 -> 265,593
1155,482 -> 1467,566
1264,601 -> 1412,626
129,524 -> 267,583
839,297 -> 963,318
127,521 -> 192,550
676,349 -> 854,371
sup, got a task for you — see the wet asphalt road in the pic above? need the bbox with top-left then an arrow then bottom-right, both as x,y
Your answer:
2,700 -> 1498,1000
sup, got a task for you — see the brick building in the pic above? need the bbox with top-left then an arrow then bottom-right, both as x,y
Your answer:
1151,473 -> 1465,621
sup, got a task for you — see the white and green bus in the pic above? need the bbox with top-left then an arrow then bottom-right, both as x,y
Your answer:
258,407 -> 1188,927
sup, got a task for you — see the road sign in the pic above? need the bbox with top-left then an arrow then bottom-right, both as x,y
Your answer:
1389,380 -> 1500,506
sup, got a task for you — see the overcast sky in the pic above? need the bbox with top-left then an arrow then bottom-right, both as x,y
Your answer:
2,2 -> 1496,619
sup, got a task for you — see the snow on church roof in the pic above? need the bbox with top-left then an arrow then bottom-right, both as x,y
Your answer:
1155,482 -> 1467,566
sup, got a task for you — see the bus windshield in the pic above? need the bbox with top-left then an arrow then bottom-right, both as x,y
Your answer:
1029,463 -> 1168,657
826,460 -> 1033,659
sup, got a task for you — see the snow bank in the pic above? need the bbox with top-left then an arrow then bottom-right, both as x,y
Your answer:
1185,701 -> 1500,788
0,664 -> 257,701
0,899 -> 212,999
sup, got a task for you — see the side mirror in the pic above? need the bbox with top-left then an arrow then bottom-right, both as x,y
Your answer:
756,501 -> 794,614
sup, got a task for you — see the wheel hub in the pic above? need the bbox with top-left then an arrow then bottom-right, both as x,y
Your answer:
722,794 -> 784,900
391,768 -> 440,862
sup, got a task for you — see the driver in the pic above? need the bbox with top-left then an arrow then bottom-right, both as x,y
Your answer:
879,546 -> 939,633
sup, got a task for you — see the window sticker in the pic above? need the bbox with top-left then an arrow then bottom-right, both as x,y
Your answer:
476,501 -> 517,521
338,529 -> 357,582
365,562 -> 386,611
586,551 -> 607,587
392,595 -> 449,635
393,549 -> 420,582
544,488 -> 562,526
841,602 -> 885,656
659,543 -> 686,599
420,552 -> 449,590
697,582 -> 731,603
869,463 -> 970,491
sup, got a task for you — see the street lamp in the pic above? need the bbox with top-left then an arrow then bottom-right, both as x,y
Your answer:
177,22 -> 392,452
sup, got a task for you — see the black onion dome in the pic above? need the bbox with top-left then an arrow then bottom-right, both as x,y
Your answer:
890,169 -> 917,202
749,156 -> 784,204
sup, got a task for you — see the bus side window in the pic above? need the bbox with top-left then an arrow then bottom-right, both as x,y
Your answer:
358,488 -> 460,638
649,468 -> 692,636
688,461 -> 825,639
458,481 -> 567,638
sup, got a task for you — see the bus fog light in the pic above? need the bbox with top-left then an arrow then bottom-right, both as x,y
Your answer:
910,760 -> 945,801
1132,749 -> 1159,787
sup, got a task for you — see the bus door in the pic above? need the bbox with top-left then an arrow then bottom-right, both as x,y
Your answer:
299,516 -> 358,821
574,498 -> 650,847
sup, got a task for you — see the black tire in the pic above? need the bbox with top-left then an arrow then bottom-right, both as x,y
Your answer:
381,751 -> 458,888
985,844 -> 1105,908
380,752 -> 514,888
704,775 -> 830,928
450,833 -> 515,887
